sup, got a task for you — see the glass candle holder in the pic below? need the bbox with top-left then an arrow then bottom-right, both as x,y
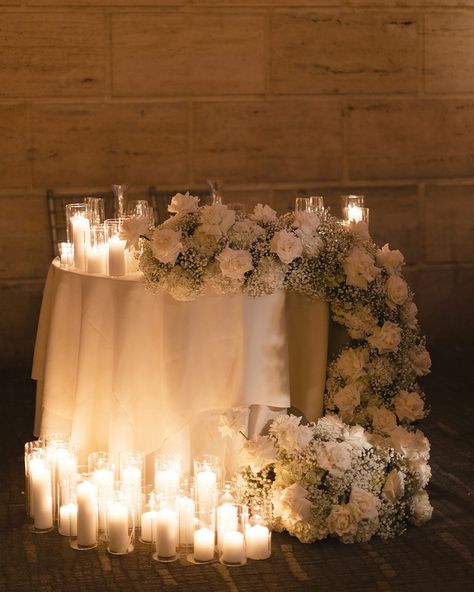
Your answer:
70,470 -> 98,550
207,179 -> 223,205
344,205 -> 370,228
341,194 -> 365,219
295,197 -> 309,212
88,452 -> 115,535
153,496 -> 179,562
218,503 -> 248,567
24,440 -> 43,517
246,503 -> 272,560
307,195 -> 325,213
84,196 -> 105,226
140,488 -> 159,544
194,455 -> 221,513
112,184 -> 128,218
87,225 -> 107,274
154,454 -> 181,500
190,507 -> 216,564
58,242 -> 74,268
45,439 -> 78,524
177,478 -> 195,551
28,448 -> 54,533
105,219 -> 127,277
58,472 -> 78,537
106,486 -> 135,555
127,199 -> 154,226
66,203 -> 91,272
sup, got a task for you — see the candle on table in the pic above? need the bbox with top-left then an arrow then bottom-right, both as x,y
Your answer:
178,496 -> 195,546
222,531 -> 245,564
72,214 -> 90,271
246,524 -> 271,560
141,509 -> 159,543
155,508 -> 177,559
59,502 -> 78,537
217,502 -> 238,551
31,465 -> 53,530
347,204 -> 363,223
107,236 -> 126,276
122,466 -> 141,490
193,528 -> 215,562
87,246 -> 107,274
107,501 -> 130,554
76,480 -> 97,547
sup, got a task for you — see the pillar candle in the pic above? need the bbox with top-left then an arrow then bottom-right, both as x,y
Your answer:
87,247 -> 106,274
31,465 -> 53,530
155,508 -> 177,558
76,481 -> 97,547
28,457 -> 46,518
154,469 -> 179,498
59,502 -> 78,537
217,503 -> 238,551
193,528 -> 215,562
178,496 -> 195,546
222,531 -> 245,564
107,501 -> 130,554
141,510 -> 159,543
122,466 -> 141,490
72,214 -> 90,271
107,237 -> 126,276
246,524 -> 270,560
347,204 -> 363,223
196,470 -> 217,510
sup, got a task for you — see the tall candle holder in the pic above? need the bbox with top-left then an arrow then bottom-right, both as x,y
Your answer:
28,448 -> 54,533
65,203 -> 91,272
189,505 -> 216,564
105,219 -> 127,277
152,495 -> 179,563
207,179 -> 223,205
87,225 -> 107,274
154,453 -> 181,500
84,197 -> 105,226
140,488 -> 159,544
88,452 -> 115,536
218,503 -> 248,567
58,471 -> 77,537
246,502 -> 272,560
177,478 -> 195,552
112,184 -> 128,218
24,439 -> 43,518
70,470 -> 98,550
194,455 -> 221,513
106,485 -> 135,555
45,437 -> 78,525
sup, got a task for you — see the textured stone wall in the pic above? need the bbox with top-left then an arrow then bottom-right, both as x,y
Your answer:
1,0 -> 473,368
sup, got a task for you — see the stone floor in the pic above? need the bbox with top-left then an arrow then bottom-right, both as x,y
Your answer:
0,347 -> 473,592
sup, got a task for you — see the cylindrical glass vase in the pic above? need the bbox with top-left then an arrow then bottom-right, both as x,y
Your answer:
89,452 -> 115,536
105,219 -> 127,276
70,471 -> 98,550
246,503 -> 272,560
140,488 -> 159,544
194,455 -> 221,513
218,503 -> 248,567
106,487 -> 134,555
28,448 -> 54,533
154,453 -> 181,500
153,497 -> 179,563
24,439 -> 43,517
65,203 -> 91,272
190,507 -> 216,564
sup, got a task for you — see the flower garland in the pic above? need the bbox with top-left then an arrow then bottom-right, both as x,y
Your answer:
137,192 -> 432,543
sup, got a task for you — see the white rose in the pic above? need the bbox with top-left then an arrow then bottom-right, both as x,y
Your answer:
270,229 -> 303,264
376,243 -> 404,274
316,442 -> 352,478
349,486 -> 379,520
408,346 -> 431,376
343,425 -> 372,451
410,490 -> 433,526
368,321 -> 402,354
343,246 -> 381,290
167,191 -> 199,215
401,300 -> 418,330
383,469 -> 405,503
292,210 -> 320,235
273,483 -> 312,523
409,458 -> 432,488
394,390 -> 425,422
151,227 -> 183,265
369,406 -> 398,435
333,383 -> 362,421
217,247 -> 253,280
241,435 -> 277,474
390,426 -> 430,462
119,216 -> 150,249
385,275 -> 408,307
252,203 -> 277,223
269,414 -> 313,453
199,204 -> 236,236
336,347 -> 369,382
327,503 -> 360,537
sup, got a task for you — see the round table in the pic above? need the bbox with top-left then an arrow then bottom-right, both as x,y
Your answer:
32,260 -> 329,475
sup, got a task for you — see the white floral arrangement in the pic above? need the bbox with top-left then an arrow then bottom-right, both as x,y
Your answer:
137,192 -> 433,543
229,413 -> 432,544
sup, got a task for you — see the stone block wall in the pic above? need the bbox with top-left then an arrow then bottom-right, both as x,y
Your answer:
1,0 -> 473,368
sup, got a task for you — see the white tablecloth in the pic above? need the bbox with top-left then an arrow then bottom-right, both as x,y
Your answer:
32,261 -> 329,473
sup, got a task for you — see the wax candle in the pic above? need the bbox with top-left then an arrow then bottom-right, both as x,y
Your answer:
72,214 -> 90,271
196,470 -> 217,510
31,465 -> 53,530
59,242 -> 74,268
28,457 -> 46,518
76,480 -> 97,547
59,502 -> 78,536
141,510 -> 159,543
107,501 -> 130,554
222,531 -> 245,564
155,508 -> 177,559
246,524 -> 271,560
347,204 -> 363,223
107,236 -> 126,276
194,528 -> 215,562
154,469 -> 179,498
178,496 -> 195,546
87,246 -> 106,274
122,466 -> 141,490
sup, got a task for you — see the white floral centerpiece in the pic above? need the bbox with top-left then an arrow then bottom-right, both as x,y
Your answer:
137,192 -> 433,544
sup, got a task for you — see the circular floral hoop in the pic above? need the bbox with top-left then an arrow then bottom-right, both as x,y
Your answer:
136,193 -> 433,544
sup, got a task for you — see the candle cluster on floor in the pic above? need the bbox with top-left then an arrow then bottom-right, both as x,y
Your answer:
24,435 -> 271,565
